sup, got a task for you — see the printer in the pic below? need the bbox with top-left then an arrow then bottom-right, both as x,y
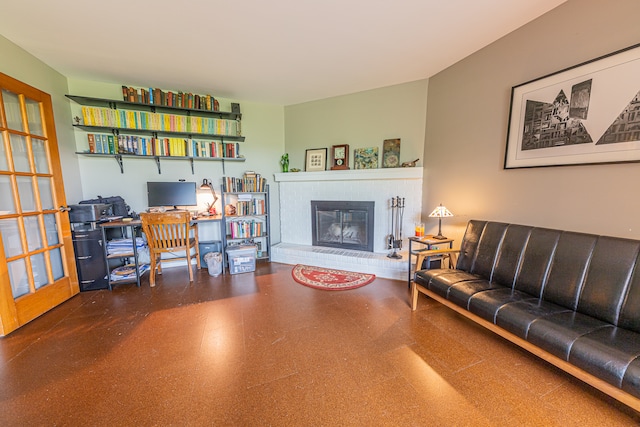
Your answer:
69,203 -> 113,224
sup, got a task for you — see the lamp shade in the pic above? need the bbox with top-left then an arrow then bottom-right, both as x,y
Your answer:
429,204 -> 453,218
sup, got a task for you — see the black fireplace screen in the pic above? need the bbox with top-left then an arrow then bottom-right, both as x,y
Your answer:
311,201 -> 374,252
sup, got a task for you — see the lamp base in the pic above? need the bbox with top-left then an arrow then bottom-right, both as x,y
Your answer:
431,234 -> 448,240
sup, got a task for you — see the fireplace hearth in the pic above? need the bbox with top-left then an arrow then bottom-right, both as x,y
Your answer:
311,200 -> 374,252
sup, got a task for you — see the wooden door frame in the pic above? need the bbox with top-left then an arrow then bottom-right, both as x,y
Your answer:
0,72 -> 79,336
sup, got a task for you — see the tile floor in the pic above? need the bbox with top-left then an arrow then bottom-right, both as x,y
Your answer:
1,262 -> 639,426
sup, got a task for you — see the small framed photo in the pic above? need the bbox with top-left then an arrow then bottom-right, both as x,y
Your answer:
305,148 -> 327,171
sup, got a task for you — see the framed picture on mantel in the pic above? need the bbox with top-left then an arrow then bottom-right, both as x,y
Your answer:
305,148 -> 327,172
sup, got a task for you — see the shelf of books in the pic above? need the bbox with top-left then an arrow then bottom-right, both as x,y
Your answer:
221,176 -> 270,266
69,88 -> 246,174
66,90 -> 241,120
222,172 -> 267,193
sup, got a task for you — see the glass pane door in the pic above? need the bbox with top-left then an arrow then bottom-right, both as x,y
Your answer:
0,73 -> 79,336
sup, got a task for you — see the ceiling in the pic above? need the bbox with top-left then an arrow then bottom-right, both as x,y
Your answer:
0,0 -> 566,106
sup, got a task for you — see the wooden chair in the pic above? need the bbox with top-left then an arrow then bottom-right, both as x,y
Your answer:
139,211 -> 200,287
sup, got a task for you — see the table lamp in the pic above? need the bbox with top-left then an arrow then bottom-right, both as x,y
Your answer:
429,203 -> 453,240
200,179 -> 219,214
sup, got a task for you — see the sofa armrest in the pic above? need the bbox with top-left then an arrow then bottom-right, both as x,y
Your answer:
414,248 -> 460,271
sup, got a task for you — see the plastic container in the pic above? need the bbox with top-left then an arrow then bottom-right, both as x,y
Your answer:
204,252 -> 222,277
226,245 -> 257,275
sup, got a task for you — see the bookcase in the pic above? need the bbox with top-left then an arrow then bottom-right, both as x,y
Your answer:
221,177 -> 270,269
66,94 -> 246,174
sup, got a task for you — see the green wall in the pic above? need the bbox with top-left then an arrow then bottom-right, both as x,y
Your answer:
284,80 -> 428,171
0,35 -> 82,202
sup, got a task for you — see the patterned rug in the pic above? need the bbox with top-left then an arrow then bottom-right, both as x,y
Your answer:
291,264 -> 376,291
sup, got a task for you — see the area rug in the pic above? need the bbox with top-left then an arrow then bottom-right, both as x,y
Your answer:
291,264 -> 376,291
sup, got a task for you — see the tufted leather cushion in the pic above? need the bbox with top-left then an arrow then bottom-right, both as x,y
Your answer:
470,222 -> 508,279
542,232 -> 596,310
468,288 -> 534,323
491,224 -> 531,288
569,326 -> 640,388
618,261 -> 640,333
526,311 -> 609,360
495,299 -> 570,339
447,280 -> 501,310
576,236 -> 640,324
622,357 -> 640,398
456,220 -> 487,271
512,228 -> 560,297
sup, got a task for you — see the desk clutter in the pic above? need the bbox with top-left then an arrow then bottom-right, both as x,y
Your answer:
69,177 -> 271,289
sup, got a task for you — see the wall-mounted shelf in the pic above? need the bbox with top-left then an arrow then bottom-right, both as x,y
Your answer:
66,94 -> 241,121
75,151 -> 245,174
72,124 -> 245,142
69,92 -> 246,175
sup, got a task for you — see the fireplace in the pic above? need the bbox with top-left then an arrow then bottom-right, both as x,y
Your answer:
311,200 -> 374,252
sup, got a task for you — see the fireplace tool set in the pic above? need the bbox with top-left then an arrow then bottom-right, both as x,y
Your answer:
387,196 -> 405,259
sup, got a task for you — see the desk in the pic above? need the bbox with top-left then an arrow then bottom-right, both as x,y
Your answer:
408,235 -> 454,287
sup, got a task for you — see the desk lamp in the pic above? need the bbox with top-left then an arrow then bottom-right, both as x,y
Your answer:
200,179 -> 219,214
429,203 -> 453,240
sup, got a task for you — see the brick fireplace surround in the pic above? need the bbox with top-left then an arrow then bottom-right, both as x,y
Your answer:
272,168 -> 423,280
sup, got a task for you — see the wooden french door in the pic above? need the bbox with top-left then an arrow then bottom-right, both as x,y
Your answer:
0,72 -> 79,336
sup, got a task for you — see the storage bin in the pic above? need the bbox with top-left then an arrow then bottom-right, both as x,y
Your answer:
226,245 -> 257,275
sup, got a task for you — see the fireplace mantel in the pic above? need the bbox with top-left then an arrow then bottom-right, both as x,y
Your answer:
274,167 -> 422,182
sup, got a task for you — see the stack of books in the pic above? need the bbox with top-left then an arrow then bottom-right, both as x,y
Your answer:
122,86 -> 220,112
223,171 -> 267,192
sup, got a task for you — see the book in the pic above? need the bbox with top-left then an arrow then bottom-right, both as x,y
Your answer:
87,133 -> 96,153
107,135 -> 115,154
100,134 -> 109,154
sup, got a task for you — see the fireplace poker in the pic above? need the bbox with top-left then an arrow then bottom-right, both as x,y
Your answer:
387,196 -> 404,259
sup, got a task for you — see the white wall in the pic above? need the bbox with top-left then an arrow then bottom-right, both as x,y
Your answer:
66,79 -> 285,242
424,0 -> 640,241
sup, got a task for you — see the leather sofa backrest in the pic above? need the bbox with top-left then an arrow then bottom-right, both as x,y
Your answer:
542,231 -> 597,310
577,236 -> 640,324
469,222 -> 508,280
456,220 -> 487,272
491,224 -> 531,287
513,228 -> 561,298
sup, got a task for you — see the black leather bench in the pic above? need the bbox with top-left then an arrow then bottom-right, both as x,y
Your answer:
411,220 -> 640,411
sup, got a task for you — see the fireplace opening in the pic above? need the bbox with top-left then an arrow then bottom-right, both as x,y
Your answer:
311,200 -> 374,252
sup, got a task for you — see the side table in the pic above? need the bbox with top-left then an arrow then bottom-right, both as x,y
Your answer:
408,235 -> 454,287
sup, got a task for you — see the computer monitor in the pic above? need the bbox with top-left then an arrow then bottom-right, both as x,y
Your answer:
147,181 -> 197,210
